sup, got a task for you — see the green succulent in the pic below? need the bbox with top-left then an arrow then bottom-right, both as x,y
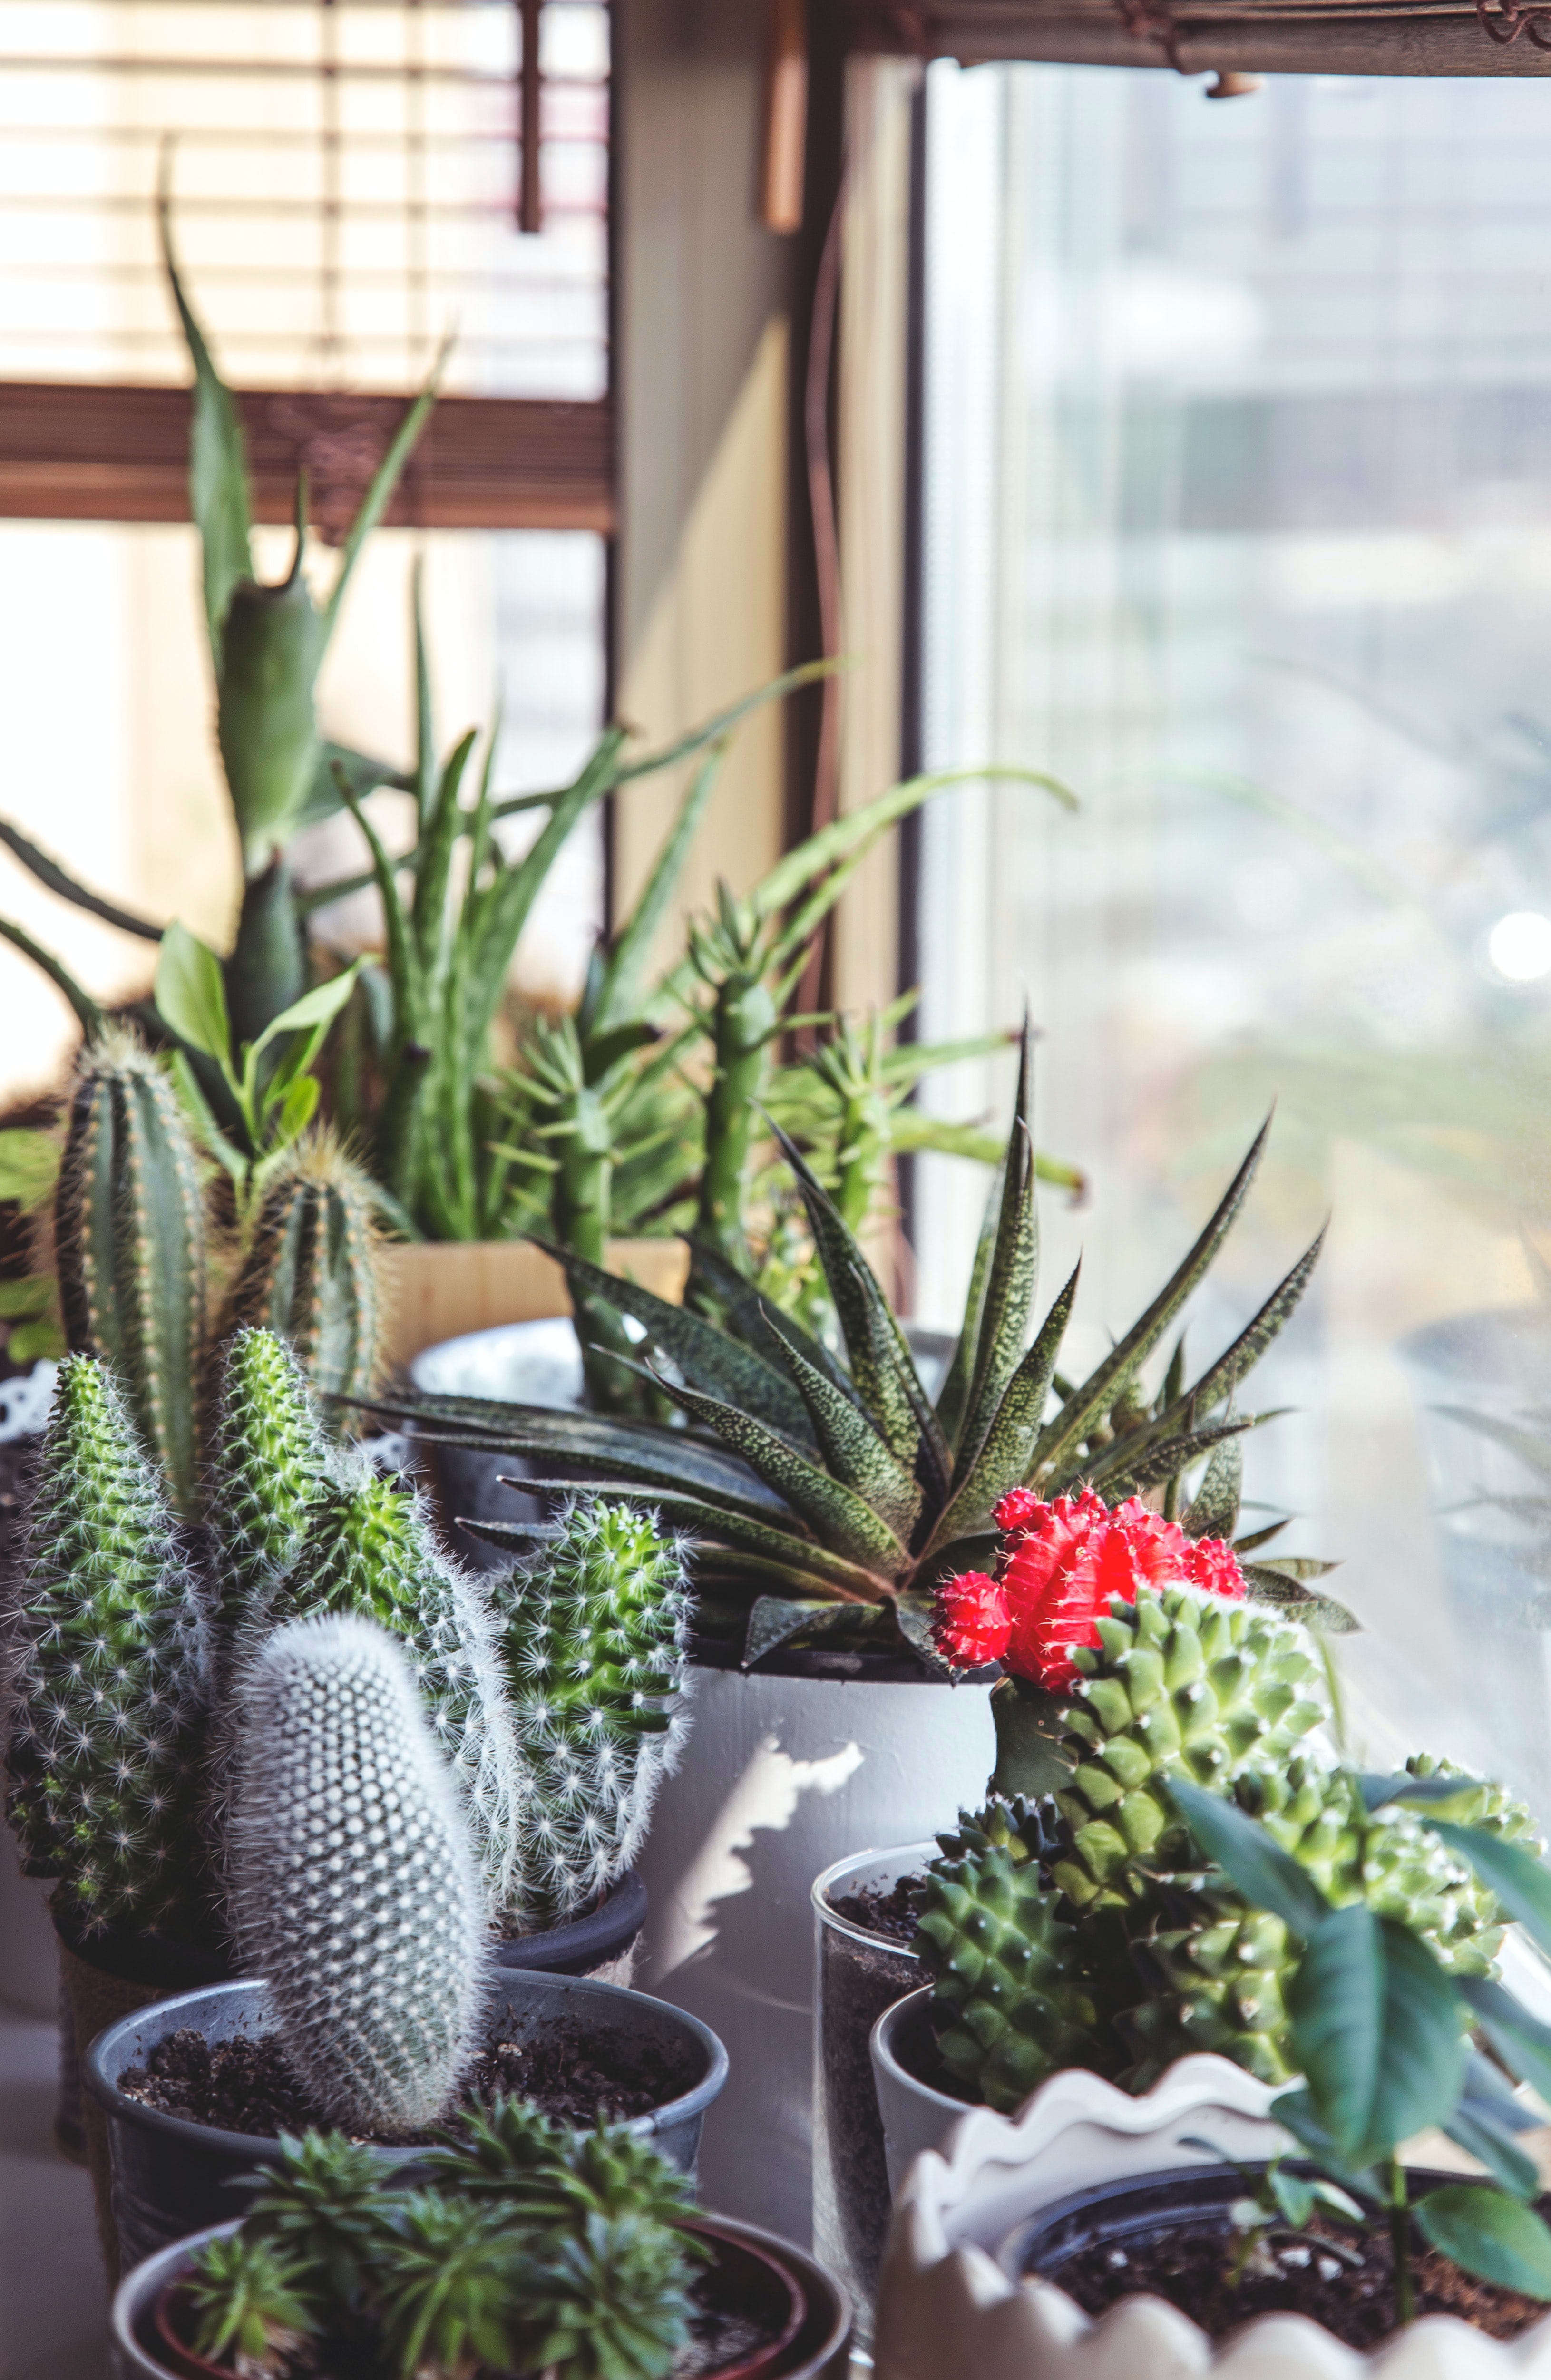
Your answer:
386,1030 -> 1329,1668
429,2100 -> 695,2232
519,2210 -> 698,2380
244,2131 -> 395,2309
372,2195 -> 519,2380
185,2232 -> 319,2380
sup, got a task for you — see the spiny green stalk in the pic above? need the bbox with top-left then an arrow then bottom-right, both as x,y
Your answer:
2,1353 -> 208,1940
222,1131 -> 381,1405
206,1326 -> 332,1680
53,1027 -> 208,1516
493,1500 -> 690,1928
269,1462 -> 522,1908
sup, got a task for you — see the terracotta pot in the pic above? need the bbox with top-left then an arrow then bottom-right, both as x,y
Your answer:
380,1237 -> 688,1368
115,2213 -> 854,2380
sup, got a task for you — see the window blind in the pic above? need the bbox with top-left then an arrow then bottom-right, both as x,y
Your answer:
0,0 -> 613,530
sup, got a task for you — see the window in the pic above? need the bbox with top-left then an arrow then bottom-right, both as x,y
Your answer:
913,59 -> 1551,1794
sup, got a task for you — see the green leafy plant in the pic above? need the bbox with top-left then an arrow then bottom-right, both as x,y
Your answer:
244,2131 -> 392,2308
184,2233 -> 319,2380
1171,1768 -> 1551,2323
390,1024 -> 1326,1670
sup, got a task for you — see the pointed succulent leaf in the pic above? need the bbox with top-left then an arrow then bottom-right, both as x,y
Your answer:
1241,1572 -> 1359,1632
481,1478 -> 889,1599
159,183 -> 253,659
893,1589 -> 955,1677
1030,1121 -> 1271,1484
686,1236 -> 859,1405
926,1264 -> 1080,1557
935,1156 -> 1005,1449
742,1594 -> 868,1667
1184,1436 -> 1243,1540
956,1030 -> 1038,1466
593,741 -> 726,1033
761,1322 -> 924,1541
1090,1415 -> 1261,1500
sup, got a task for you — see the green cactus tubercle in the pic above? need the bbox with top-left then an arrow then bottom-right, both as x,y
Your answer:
3,1353 -> 208,1939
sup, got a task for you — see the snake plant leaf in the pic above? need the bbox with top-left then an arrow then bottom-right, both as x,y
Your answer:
643,1369 -> 908,1573
761,1324 -> 924,1542
1182,1434 -> 1243,1540
0,917 -> 105,1036
592,740 -> 727,1035
0,820 -> 164,942
767,1117 -> 947,1487
534,1240 -> 817,1447
412,727 -> 478,980
935,1152 -> 1005,1448
158,176 -> 252,662
1031,1118 -> 1271,1486
957,1028 -> 1038,1465
925,1262 -> 1081,1558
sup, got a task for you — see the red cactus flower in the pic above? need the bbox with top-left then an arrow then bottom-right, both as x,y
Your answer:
933,1488 -> 1247,1690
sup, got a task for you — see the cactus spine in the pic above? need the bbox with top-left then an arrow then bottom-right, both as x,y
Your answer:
494,1500 -> 690,1927
228,1612 -> 488,2137
207,1327 -> 332,1677
270,1464 -> 522,1908
2,1354 -> 208,1938
53,1028 -> 208,1515
222,1132 -> 381,1404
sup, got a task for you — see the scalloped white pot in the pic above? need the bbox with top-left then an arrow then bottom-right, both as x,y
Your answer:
871,2058 -> 1551,2380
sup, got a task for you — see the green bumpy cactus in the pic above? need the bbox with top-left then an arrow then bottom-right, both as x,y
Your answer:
228,1612 -> 488,2137
494,1500 -> 691,1929
53,1028 -> 208,1516
222,1132 -> 381,1405
1049,1586 -> 1327,1911
2,1354 -> 208,1939
269,1463 -> 522,1908
207,1327 -> 332,1678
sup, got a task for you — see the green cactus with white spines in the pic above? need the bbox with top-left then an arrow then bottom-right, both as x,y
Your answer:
1049,1585 -> 1327,1911
2,1353 -> 208,1939
53,1027 -> 208,1517
494,1499 -> 691,1927
206,1327 -> 331,1678
222,1131 -> 381,1405
228,1612 -> 488,2137
268,1461 -> 523,1909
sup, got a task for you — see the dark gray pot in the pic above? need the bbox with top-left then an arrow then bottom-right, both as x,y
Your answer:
112,2213 -> 853,2380
86,1967 -> 729,2274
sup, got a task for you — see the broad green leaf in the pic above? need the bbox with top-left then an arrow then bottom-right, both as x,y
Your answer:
1459,1975 -> 1551,2108
1430,1823 -> 1551,1961
166,1047 -> 248,1185
159,178 -> 252,660
0,916 -> 105,1037
1443,2055 -> 1542,2199
1168,1777 -> 1330,1938
155,921 -> 232,1066
1031,1121 -> 1271,1486
1288,1905 -> 1466,2163
273,1074 -> 320,1145
0,819 -> 163,942
1415,2186 -> 1551,2299
925,1263 -> 1080,1558
252,957 -> 363,1057
646,1370 -> 907,1575
0,1129 -> 59,1212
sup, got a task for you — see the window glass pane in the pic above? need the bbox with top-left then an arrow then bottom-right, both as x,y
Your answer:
918,60 -> 1551,1798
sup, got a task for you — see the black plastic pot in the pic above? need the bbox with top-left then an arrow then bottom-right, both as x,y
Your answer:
494,1866 -> 647,1976
113,2213 -> 854,2380
86,1967 -> 729,2274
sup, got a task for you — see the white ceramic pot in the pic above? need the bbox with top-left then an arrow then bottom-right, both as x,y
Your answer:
635,1667 -> 994,2244
872,2064 -> 1313,2380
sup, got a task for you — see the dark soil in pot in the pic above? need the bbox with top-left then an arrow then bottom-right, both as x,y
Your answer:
1017,2164 -> 1551,2351
120,2008 -> 685,2142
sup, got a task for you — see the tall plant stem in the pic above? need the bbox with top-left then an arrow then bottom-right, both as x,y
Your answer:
1389,2159 -> 1415,2327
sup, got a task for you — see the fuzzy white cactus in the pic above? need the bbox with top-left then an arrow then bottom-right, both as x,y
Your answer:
228,1612 -> 490,2139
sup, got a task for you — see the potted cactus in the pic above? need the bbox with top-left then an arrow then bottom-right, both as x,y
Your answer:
111,2114 -> 852,2380
374,1021 -> 1331,2237
85,1611 -> 724,2275
871,1764 -> 1551,2379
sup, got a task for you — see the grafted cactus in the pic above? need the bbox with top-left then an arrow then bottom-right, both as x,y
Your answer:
228,1613 -> 488,2136
2,1354 -> 207,1939
206,1326 -> 332,1676
495,1500 -> 691,1927
222,1132 -> 381,1405
271,1464 -> 522,1908
53,1028 -> 207,1515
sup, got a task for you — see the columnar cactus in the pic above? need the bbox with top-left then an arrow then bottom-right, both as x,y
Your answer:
206,1327 -> 332,1676
52,1028 -> 207,1515
222,1132 -> 381,1405
228,1612 -> 488,2138
2,1354 -> 208,1938
495,1500 -> 691,1927
270,1464 -> 522,1908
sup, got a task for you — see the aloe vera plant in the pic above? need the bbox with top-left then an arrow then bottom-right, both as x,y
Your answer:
373,1028 -> 1327,1668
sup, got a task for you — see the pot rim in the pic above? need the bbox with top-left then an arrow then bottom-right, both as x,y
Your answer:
810,1844 -> 934,1956
84,1971 -> 729,2161
118,2213 -> 852,2380
492,1866 -> 647,1972
870,1983 -> 968,2117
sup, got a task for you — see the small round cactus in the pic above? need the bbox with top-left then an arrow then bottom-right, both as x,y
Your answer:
2,1352 -> 209,1939
228,1612 -> 490,2138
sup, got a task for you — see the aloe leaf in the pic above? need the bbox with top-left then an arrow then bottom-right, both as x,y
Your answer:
0,821 -> 164,943
335,774 -> 426,1027
158,176 -> 252,661
645,1371 -> 909,1573
767,1117 -> 946,1487
926,1262 -> 1081,1556
762,1325 -> 924,1542
956,1030 -> 1038,1467
412,560 -> 436,830
935,1155 -> 1004,1448
325,338 -> 447,641
0,916 -> 105,1036
466,733 -> 627,1050
594,740 -> 727,1033
534,1239 -> 817,1445
412,728 -> 478,978
1029,1120 -> 1271,1484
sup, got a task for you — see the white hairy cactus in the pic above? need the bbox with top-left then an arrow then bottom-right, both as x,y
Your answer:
228,1612 -> 490,2139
